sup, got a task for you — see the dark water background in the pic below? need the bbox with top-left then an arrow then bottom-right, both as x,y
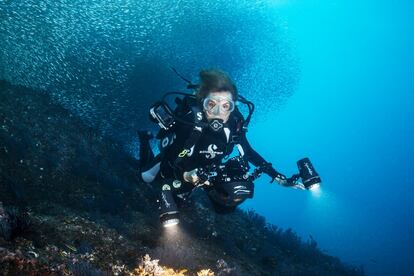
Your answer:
1,0 -> 413,275
0,0 -> 298,144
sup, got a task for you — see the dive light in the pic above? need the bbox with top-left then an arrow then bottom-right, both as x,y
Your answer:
158,187 -> 180,228
296,157 -> 321,190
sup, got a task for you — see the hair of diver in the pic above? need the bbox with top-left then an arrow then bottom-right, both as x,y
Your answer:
166,67 -> 256,129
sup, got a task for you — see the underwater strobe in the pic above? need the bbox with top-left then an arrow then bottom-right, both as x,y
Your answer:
295,157 -> 322,190
158,184 -> 180,228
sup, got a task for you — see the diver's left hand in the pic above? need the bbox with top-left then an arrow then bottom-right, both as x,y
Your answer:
273,174 -> 287,185
284,176 -> 306,190
273,175 -> 306,190
291,183 -> 306,190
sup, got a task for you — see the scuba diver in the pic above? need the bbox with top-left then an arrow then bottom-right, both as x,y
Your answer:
138,68 -> 321,227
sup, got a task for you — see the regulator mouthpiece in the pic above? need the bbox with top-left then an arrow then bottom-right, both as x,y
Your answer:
209,119 -> 224,131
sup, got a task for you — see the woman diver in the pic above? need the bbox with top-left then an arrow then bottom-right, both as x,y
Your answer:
138,69 -> 303,227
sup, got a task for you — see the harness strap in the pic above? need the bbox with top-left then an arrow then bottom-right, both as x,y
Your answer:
173,105 -> 205,176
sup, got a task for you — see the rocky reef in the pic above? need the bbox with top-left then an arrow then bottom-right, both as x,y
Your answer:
0,80 -> 364,275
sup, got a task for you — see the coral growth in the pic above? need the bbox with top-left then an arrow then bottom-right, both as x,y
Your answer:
131,254 -> 187,276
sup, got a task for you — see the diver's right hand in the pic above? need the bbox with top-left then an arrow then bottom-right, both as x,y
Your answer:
183,169 -> 210,186
183,169 -> 200,184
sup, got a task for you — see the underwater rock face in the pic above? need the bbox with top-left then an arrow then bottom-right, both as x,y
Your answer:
0,81 -> 363,273
0,202 -> 11,241
0,0 -> 299,141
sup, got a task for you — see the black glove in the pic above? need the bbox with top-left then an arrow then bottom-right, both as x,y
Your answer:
261,162 -> 287,184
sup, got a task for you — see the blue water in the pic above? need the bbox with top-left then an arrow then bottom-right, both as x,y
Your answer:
1,0 -> 413,275
242,1 -> 414,275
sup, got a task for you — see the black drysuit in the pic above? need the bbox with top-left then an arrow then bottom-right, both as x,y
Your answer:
139,97 -> 281,186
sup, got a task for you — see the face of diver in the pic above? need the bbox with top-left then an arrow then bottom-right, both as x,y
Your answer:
202,91 -> 235,123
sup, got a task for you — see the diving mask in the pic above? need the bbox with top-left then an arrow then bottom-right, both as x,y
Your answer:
202,95 -> 235,115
